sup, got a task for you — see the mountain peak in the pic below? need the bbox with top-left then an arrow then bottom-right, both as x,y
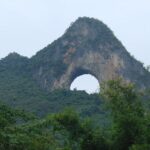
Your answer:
74,17 -> 101,23
7,52 -> 21,58
64,17 -> 115,44
72,17 -> 105,27
0,52 -> 28,68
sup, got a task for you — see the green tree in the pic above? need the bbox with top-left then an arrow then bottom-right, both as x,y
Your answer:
101,79 -> 147,150
52,108 -> 109,150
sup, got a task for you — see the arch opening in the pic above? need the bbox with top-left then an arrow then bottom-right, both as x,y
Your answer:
70,74 -> 100,94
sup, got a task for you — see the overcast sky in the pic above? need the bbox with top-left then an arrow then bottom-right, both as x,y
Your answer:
0,0 -> 150,65
0,0 -> 150,92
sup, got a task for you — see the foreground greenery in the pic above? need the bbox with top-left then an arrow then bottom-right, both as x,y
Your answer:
0,80 -> 150,150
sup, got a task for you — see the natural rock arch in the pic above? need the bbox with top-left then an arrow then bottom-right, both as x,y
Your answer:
51,51 -> 119,90
32,17 -> 150,91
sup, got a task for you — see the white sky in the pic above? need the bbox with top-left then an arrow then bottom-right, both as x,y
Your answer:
0,0 -> 150,93
70,74 -> 100,94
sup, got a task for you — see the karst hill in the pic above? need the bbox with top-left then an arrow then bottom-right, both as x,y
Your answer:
0,17 -> 150,116
31,17 -> 150,90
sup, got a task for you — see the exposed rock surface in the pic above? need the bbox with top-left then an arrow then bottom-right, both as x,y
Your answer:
31,17 -> 150,90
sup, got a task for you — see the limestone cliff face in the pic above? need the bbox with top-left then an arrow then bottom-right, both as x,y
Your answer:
30,17 -> 150,90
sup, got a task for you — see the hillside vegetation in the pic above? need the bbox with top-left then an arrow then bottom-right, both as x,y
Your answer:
0,53 -> 106,118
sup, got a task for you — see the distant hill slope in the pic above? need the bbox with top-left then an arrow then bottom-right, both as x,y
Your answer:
0,17 -> 150,118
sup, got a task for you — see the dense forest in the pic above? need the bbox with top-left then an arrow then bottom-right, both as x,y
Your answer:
1,79 -> 150,150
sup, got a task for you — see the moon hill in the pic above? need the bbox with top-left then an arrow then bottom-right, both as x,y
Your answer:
0,17 -> 150,117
